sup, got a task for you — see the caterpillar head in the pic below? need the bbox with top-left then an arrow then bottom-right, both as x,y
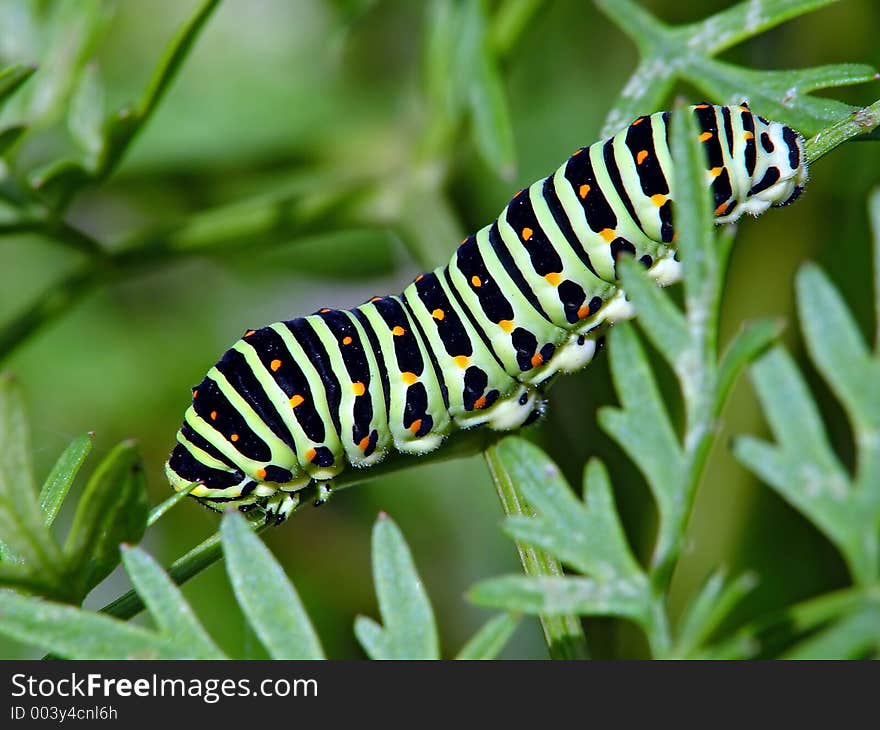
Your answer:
739,114 -> 809,218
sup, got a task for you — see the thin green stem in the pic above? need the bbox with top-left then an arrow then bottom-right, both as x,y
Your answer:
593,0 -> 669,53
0,184 -> 367,363
805,97 -> 880,164
490,0 -> 546,59
646,595 -> 673,658
870,187 -> 880,353
94,0 -> 222,186
147,482 -> 200,527
484,444 -> 590,660
48,220 -> 105,257
97,428 -> 499,621
100,520 -> 267,621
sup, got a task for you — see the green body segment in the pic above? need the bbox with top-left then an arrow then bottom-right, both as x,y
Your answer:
166,104 -> 808,522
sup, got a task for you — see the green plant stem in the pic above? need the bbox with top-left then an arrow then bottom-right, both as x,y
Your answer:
490,0 -> 547,58
94,0 -> 222,186
101,521 -> 267,621
147,482 -> 200,527
484,444 -> 590,660
646,598 -> 673,657
871,188 -> 880,352
593,0 -> 668,52
805,97 -> 880,163
649,212 -> 728,603
97,427 -> 500,621
0,184 -> 367,363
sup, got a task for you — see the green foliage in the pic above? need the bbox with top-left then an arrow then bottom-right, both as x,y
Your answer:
222,512 -> 324,660
63,441 -> 148,599
0,511 -> 517,660
0,376 -> 148,603
468,1 -> 880,658
484,441 -> 589,659
354,512 -> 440,659
473,445 -> 652,627
0,0 -> 878,659
472,96 -> 766,657
716,189 -> 880,657
596,0 -> 876,140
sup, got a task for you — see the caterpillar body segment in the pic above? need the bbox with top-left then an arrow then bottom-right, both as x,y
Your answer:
166,103 -> 807,522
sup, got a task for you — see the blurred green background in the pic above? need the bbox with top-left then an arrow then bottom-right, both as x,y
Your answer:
2,0 -> 878,658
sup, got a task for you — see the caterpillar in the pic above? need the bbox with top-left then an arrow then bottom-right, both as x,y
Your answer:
166,103 -> 807,523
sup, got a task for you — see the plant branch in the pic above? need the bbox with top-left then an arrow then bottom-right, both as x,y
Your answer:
0,182 -> 370,363
97,426 -> 501,621
805,97 -> 880,164
484,444 -> 590,660
94,0 -> 222,186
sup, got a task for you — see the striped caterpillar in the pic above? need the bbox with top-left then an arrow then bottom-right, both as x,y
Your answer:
166,103 -> 808,523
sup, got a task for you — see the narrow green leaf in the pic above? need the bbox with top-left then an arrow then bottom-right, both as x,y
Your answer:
782,604 -> 880,659
424,0 -> 468,126
681,0 -> 839,56
497,441 -> 643,583
469,574 -> 650,624
221,511 -> 324,660
0,64 -> 37,108
353,615 -> 389,660
120,545 -> 224,659
97,0 -> 220,181
805,96 -> 880,163
63,441 -> 149,598
0,588 -> 180,659
0,563 -> 60,595
469,54 -> 516,180
716,317 -> 785,414
600,57 -> 676,138
871,188 -> 880,351
579,458 -> 646,581
0,373 -> 36,496
618,257 -> 688,368
493,438 -> 588,570
733,437 -> 850,537
137,0 -> 220,120
38,432 -> 93,527
0,125 -> 26,155
367,513 -> 439,659
796,263 -> 877,428
0,375 -> 62,577
670,99 -> 716,308
674,569 -> 758,657
28,159 -> 91,211
147,481 -> 199,527
686,59 -> 869,137
599,322 -> 683,517
464,0 -> 516,179
593,0 -> 669,53
780,63 -> 877,93
68,62 -> 105,165
747,348 -> 846,472
455,613 -> 520,660
490,0 -> 545,58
